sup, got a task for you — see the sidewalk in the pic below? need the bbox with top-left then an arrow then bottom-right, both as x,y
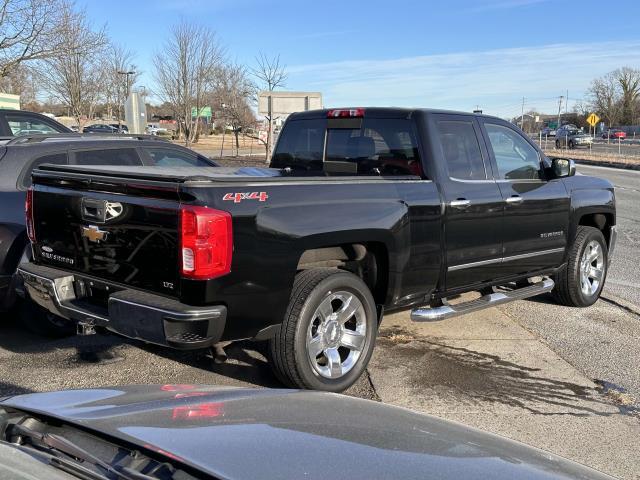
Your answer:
368,303 -> 640,479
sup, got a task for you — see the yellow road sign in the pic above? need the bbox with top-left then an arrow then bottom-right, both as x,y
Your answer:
586,113 -> 600,127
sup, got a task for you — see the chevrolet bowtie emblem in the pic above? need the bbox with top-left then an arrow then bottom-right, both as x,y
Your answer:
82,225 -> 108,243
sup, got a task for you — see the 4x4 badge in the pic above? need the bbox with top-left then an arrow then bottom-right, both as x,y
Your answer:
82,225 -> 108,243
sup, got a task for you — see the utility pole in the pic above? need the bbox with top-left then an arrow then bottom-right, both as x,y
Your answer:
521,97 -> 525,132
116,70 -> 136,131
557,95 -> 564,129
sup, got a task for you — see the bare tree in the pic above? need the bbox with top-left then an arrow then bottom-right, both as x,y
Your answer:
614,67 -> 640,125
0,0 -> 65,79
153,21 -> 224,145
213,63 -> 255,155
0,63 -> 37,102
34,2 -> 107,127
251,52 -> 286,158
588,71 -> 623,128
102,44 -> 139,124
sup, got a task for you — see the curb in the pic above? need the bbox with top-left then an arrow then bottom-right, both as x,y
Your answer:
573,159 -> 640,171
600,293 -> 640,317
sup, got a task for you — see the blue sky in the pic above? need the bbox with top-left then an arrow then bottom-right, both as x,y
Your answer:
80,0 -> 640,118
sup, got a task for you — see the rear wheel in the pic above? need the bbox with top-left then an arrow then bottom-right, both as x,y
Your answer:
555,139 -> 561,149
269,268 -> 378,392
20,300 -> 75,338
552,226 -> 608,307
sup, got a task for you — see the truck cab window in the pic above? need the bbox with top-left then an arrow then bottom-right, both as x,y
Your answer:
485,123 -> 541,180
325,118 -> 422,176
271,119 -> 325,171
436,120 -> 486,180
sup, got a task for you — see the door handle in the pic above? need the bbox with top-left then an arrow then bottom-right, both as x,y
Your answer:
450,199 -> 471,210
505,195 -> 524,205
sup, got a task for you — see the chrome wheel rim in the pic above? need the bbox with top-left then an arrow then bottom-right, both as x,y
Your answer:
580,240 -> 605,297
306,291 -> 367,379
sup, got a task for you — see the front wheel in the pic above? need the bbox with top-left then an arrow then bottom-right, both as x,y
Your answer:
552,226 -> 608,307
568,141 -> 575,149
269,268 -> 378,392
555,140 -> 561,149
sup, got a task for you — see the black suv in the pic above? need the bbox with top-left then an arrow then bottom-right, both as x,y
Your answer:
0,109 -> 71,140
0,133 -> 218,334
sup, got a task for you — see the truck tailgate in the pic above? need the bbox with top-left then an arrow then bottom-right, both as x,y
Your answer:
30,171 -> 182,297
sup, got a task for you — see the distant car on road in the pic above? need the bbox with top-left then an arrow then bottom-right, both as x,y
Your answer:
541,126 -> 556,137
602,129 -> 626,140
0,385 -> 617,480
82,124 -> 123,134
109,123 -> 128,132
555,125 -> 593,149
0,109 -> 70,141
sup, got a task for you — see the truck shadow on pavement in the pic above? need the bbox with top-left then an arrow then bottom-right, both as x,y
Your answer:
138,340 -> 282,389
376,327 -> 631,417
0,314 -> 282,389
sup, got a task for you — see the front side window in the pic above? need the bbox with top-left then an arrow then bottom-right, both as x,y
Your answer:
73,148 -> 143,166
435,120 -> 486,180
485,123 -> 541,180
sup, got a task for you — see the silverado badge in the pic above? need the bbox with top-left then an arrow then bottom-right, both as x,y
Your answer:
82,225 -> 108,243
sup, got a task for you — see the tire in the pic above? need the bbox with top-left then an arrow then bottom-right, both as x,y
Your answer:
552,226 -> 608,307
269,268 -> 378,392
555,140 -> 561,149
20,300 -> 75,338
568,141 -> 575,149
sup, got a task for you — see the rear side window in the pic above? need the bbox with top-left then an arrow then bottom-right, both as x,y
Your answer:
144,147 -> 213,167
21,152 -> 68,187
6,114 -> 63,136
435,120 -> 486,180
73,148 -> 143,166
271,117 -> 422,176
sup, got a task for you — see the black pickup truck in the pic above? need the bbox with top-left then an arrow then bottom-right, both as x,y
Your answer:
18,108 -> 616,391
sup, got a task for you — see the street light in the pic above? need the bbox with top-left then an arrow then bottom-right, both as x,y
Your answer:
116,70 -> 135,130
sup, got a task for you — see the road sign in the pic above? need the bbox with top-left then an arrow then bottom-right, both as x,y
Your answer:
586,113 -> 600,127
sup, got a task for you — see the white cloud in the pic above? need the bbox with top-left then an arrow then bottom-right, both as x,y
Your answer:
286,41 -> 640,117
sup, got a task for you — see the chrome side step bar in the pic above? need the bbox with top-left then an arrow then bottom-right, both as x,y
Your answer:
410,278 -> 555,322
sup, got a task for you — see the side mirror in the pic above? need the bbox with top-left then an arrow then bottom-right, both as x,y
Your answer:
551,158 -> 576,177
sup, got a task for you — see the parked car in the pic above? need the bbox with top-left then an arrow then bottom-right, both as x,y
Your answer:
0,133 -> 218,335
82,124 -> 122,134
541,126 -> 556,137
147,124 -> 168,135
602,129 -> 626,140
19,107 -> 616,391
555,125 -> 593,149
0,109 -> 70,142
0,385 -> 616,480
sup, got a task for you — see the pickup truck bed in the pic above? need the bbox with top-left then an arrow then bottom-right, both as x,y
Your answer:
19,107 -> 616,391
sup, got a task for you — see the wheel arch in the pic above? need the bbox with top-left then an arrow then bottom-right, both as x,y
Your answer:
296,240 -> 391,308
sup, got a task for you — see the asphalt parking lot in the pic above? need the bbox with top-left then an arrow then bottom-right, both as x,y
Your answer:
0,162 -> 638,479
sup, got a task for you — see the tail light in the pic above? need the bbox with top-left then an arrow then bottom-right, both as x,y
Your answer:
327,108 -> 365,118
25,187 -> 35,243
180,206 -> 232,280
